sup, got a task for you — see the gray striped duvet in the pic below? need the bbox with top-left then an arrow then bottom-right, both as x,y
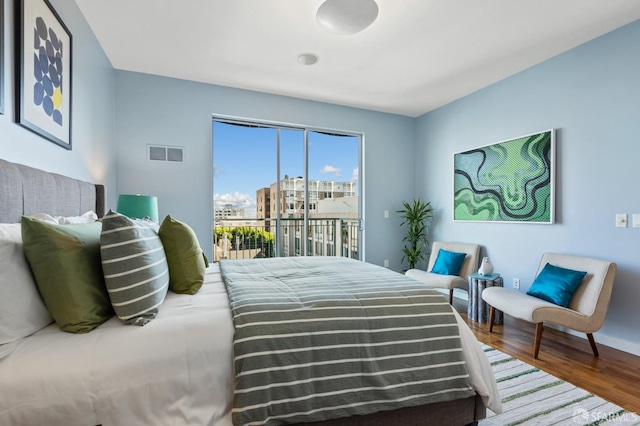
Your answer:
220,257 -> 475,426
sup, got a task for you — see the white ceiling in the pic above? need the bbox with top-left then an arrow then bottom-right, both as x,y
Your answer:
74,0 -> 640,117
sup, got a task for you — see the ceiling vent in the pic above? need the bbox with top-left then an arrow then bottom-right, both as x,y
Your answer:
147,145 -> 185,163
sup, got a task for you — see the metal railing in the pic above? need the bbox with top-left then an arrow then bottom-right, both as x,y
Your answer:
213,217 -> 359,262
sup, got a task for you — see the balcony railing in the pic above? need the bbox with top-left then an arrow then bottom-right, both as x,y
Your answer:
213,218 -> 360,262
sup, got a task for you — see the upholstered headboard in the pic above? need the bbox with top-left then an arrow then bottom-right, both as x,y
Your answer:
0,159 -> 105,223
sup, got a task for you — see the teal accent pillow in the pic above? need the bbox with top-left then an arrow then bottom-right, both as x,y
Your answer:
430,249 -> 467,276
21,217 -> 113,333
158,215 -> 209,295
526,263 -> 587,307
100,210 -> 169,326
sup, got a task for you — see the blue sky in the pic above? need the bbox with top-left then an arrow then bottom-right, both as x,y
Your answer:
213,122 -> 359,216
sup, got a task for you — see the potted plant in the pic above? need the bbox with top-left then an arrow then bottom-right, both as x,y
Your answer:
397,198 -> 433,270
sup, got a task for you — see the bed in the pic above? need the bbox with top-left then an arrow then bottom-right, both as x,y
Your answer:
0,158 -> 500,425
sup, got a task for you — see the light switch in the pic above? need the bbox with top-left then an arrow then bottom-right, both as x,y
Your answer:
633,214 -> 640,228
384,210 -> 389,219
615,214 -> 627,228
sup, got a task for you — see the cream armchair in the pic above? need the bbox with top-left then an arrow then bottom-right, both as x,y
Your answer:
482,252 -> 617,359
405,241 -> 480,304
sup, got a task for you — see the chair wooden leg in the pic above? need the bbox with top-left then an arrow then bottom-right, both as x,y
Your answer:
534,323 -> 544,359
587,333 -> 599,357
449,289 -> 454,305
488,307 -> 495,332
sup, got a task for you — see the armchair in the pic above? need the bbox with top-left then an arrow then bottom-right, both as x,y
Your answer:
482,252 -> 617,359
405,241 -> 480,304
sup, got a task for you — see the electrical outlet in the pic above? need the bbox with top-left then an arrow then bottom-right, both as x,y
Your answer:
384,259 -> 389,268
616,214 -> 627,228
513,278 -> 520,289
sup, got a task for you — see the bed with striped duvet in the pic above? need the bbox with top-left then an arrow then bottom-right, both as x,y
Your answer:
220,257 -> 475,426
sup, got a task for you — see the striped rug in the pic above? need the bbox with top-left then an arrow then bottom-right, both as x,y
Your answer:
480,345 -> 639,425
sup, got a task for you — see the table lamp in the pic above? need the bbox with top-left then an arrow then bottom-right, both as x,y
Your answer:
117,194 -> 159,223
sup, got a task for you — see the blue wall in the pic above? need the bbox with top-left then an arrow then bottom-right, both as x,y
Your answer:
415,20 -> 640,355
0,0 -> 116,204
114,71 -> 415,266
3,2 -> 637,355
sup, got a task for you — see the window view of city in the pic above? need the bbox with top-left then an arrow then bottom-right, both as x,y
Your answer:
213,120 -> 361,261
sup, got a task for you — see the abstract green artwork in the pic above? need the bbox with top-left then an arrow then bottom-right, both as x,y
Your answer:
454,130 -> 554,223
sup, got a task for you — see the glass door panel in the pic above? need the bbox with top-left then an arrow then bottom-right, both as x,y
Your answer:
213,118 -> 362,261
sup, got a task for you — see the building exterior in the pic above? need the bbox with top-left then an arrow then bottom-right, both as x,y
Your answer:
214,203 -> 245,221
256,188 -> 270,220
254,176 -> 359,259
262,175 -> 356,218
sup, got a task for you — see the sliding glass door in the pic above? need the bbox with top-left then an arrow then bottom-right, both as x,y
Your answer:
212,117 -> 362,261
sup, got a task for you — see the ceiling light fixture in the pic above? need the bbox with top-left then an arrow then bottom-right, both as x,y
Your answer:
316,0 -> 379,36
297,53 -> 319,65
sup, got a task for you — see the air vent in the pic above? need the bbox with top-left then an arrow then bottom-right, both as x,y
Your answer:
147,145 -> 185,163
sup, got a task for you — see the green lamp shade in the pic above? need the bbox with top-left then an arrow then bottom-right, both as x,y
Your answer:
117,194 -> 159,222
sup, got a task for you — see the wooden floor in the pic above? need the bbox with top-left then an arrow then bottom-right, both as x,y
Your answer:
451,298 -> 640,414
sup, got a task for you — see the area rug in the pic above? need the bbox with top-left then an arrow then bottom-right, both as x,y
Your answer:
479,345 -> 639,425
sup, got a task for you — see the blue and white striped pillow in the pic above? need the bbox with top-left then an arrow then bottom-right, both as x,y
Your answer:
100,210 -> 169,326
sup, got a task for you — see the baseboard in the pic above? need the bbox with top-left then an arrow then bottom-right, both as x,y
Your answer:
449,289 -> 640,357
442,288 -> 639,357
540,324 -> 640,357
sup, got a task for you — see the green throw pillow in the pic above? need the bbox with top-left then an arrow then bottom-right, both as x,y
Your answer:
100,210 -> 169,326
21,217 -> 113,333
158,215 -> 209,295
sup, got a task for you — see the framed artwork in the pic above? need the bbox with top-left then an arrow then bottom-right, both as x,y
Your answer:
453,129 -> 555,224
0,0 -> 4,115
16,0 -> 72,149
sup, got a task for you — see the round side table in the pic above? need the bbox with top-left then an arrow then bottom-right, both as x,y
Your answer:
468,273 -> 504,324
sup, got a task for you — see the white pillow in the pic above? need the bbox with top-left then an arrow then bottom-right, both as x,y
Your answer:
0,224 -> 53,358
30,210 -> 98,224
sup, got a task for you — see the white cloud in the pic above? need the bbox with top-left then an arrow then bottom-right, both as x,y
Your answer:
351,167 -> 359,182
213,165 -> 224,176
320,165 -> 342,178
214,192 -> 256,210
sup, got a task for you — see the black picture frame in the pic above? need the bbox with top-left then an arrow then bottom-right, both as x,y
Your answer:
16,0 -> 72,149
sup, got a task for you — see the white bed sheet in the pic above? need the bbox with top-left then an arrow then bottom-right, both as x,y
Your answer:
0,266 -> 235,426
0,264 -> 500,426
453,308 -> 502,414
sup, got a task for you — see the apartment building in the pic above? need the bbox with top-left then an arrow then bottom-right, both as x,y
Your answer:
256,175 -> 356,219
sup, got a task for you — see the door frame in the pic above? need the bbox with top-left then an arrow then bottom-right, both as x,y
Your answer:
212,114 -> 365,260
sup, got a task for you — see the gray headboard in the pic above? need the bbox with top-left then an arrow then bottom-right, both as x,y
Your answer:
0,159 -> 105,223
